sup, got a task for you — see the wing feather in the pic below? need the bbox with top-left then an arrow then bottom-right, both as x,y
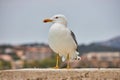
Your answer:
70,30 -> 79,52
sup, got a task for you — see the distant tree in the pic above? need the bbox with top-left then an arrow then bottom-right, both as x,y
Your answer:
0,59 -> 11,70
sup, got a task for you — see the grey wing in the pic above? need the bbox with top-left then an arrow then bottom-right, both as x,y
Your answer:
70,30 -> 79,52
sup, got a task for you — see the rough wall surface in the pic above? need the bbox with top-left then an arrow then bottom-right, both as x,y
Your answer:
0,68 -> 120,80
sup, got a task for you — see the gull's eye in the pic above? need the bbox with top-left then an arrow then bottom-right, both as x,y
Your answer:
55,17 -> 59,19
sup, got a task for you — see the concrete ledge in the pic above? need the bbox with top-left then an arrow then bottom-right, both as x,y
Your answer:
0,68 -> 120,80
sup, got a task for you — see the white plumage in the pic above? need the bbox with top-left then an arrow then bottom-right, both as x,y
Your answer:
43,14 -> 80,68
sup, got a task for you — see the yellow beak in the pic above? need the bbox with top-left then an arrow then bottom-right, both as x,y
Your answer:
43,18 -> 53,23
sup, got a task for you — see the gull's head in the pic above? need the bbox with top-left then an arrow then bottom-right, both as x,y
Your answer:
43,14 -> 67,25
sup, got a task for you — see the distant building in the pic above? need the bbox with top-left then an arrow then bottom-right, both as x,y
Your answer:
25,45 -> 53,61
15,50 -> 25,60
86,52 -> 120,61
0,54 -> 13,61
4,48 -> 14,54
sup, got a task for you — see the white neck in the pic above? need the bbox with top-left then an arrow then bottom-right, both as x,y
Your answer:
55,22 -> 67,27
51,23 -> 67,29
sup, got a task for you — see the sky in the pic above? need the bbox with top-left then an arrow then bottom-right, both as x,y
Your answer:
0,0 -> 120,45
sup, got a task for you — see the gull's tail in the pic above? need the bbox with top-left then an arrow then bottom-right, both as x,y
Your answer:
61,51 -> 81,62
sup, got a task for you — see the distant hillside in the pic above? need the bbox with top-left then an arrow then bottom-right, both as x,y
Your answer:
78,36 -> 120,55
96,36 -> 120,49
78,43 -> 120,55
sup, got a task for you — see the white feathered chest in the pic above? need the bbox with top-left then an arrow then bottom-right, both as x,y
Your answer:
48,23 -> 77,57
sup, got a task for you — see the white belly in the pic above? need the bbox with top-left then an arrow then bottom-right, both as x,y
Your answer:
48,24 -> 76,57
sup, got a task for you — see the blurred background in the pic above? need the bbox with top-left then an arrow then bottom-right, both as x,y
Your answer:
0,0 -> 120,69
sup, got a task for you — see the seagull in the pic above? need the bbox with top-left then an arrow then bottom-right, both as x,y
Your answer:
43,14 -> 80,68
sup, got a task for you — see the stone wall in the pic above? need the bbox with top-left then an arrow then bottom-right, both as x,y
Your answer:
0,68 -> 120,80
